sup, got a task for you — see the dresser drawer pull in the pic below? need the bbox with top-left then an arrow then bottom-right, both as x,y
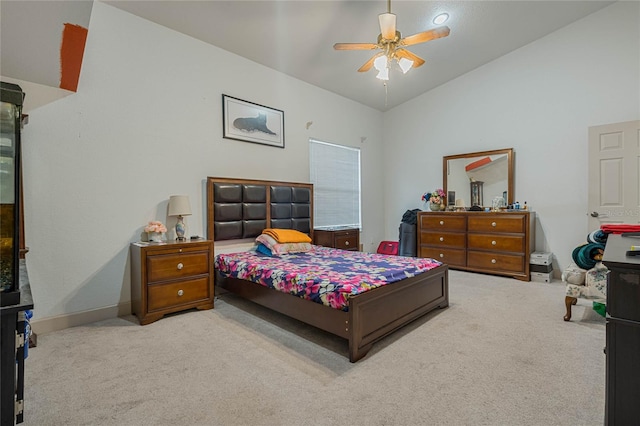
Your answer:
439,237 -> 444,242
439,253 -> 444,258
491,259 -> 497,264
439,220 -> 444,225
177,262 -> 184,270
345,241 -> 350,246
177,289 -> 184,296
492,240 -> 497,245
492,222 -> 497,227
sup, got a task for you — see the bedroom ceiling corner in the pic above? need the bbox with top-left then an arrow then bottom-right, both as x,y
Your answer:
0,0 -> 94,112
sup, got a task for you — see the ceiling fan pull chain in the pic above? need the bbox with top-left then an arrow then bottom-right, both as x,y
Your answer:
384,82 -> 388,107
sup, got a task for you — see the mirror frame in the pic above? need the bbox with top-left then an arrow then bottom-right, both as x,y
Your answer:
443,148 -> 514,208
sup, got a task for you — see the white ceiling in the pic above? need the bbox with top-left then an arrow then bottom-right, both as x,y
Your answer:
1,1 -> 614,112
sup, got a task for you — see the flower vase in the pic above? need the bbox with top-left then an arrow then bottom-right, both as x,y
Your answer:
430,202 -> 441,212
148,232 -> 164,242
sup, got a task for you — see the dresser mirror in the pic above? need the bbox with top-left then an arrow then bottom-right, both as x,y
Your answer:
443,148 -> 514,208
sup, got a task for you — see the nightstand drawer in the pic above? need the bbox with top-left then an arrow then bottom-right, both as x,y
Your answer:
147,252 -> 210,283
335,234 -> 358,250
314,228 -> 360,251
147,277 -> 211,312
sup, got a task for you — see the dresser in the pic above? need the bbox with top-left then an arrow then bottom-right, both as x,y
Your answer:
314,227 -> 360,251
417,211 -> 534,280
130,240 -> 214,325
602,234 -> 640,425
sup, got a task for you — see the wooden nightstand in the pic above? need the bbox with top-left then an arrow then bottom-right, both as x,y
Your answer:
314,228 -> 360,251
130,240 -> 214,325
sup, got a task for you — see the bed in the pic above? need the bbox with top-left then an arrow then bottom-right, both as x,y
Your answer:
207,177 -> 449,362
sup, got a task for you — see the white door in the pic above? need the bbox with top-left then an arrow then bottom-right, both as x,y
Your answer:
588,120 -> 640,230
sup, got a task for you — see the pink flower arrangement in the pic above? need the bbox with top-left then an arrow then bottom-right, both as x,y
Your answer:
144,221 -> 167,233
422,188 -> 445,204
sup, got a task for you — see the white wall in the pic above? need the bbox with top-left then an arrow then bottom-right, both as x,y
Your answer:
21,2 -> 385,321
17,1 -> 640,325
383,1 -> 640,273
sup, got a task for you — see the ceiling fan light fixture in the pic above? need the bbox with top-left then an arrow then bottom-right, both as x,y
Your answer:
433,13 -> 449,25
398,57 -> 414,73
373,55 -> 389,72
376,67 -> 390,81
378,13 -> 397,39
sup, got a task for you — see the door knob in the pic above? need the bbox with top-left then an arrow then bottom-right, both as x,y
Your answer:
591,212 -> 599,217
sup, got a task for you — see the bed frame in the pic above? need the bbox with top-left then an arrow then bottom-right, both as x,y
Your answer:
207,177 -> 449,362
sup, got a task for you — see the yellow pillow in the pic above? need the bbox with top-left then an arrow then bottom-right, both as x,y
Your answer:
262,228 -> 312,244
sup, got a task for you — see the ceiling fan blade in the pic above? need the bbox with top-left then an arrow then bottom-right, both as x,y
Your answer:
378,13 -> 397,40
334,43 -> 379,51
396,49 -> 426,68
358,52 -> 384,72
400,26 -> 450,46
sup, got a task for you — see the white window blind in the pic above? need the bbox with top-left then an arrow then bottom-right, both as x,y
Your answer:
309,138 -> 361,229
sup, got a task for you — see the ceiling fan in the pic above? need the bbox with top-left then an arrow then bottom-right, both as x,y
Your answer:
333,0 -> 450,80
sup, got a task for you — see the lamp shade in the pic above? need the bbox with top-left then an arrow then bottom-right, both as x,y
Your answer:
168,195 -> 192,217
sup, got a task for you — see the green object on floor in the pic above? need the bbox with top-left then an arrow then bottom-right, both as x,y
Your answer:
593,301 -> 606,317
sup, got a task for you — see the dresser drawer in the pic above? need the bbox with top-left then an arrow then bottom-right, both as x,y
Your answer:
419,214 -> 466,232
420,247 -> 466,267
467,215 -> 526,233
334,234 -> 358,250
147,252 -> 210,283
421,231 -> 466,248
147,276 -> 211,312
467,234 -> 525,252
467,251 -> 525,273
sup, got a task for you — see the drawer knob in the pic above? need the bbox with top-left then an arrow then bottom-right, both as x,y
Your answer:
177,289 -> 184,296
345,241 -> 350,246
439,253 -> 444,258
439,237 -> 444,242
492,240 -> 497,245
439,220 -> 444,225
177,262 -> 184,270
491,259 -> 497,264
492,222 -> 497,227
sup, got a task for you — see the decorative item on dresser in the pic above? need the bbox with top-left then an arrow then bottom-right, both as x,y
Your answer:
417,211 -> 535,281
314,227 -> 360,251
130,240 -> 214,325
168,195 -> 192,241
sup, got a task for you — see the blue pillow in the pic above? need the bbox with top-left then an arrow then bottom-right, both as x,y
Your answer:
255,242 -> 273,257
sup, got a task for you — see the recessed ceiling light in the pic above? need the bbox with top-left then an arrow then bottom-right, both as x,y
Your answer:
433,13 -> 449,25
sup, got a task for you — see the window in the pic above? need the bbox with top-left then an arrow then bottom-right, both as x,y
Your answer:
309,138 -> 361,229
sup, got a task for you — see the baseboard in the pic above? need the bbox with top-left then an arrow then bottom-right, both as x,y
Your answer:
30,302 -> 132,335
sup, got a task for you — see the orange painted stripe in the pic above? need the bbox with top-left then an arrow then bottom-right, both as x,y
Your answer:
60,23 -> 88,92
465,156 -> 491,172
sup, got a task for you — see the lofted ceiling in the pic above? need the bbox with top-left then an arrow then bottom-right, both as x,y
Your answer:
1,1 -> 614,112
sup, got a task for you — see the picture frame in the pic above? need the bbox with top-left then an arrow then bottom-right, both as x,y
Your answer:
222,94 -> 284,148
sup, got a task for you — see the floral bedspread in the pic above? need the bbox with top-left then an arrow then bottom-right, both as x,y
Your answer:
215,246 -> 443,311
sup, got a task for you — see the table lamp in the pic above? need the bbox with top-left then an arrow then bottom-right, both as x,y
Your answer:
168,195 -> 192,241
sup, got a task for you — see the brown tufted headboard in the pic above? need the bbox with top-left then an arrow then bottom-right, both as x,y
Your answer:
206,177 -> 313,242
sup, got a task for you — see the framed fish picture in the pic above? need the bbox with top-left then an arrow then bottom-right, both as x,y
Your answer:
222,94 -> 285,148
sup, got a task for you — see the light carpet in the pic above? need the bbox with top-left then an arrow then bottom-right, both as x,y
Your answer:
22,270 -> 605,425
